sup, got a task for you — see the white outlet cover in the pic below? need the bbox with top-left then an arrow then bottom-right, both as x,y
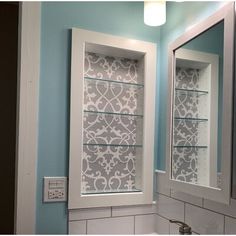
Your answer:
43,177 -> 67,202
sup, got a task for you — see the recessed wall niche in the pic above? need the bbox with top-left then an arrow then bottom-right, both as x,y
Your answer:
82,49 -> 144,194
69,28 -> 156,208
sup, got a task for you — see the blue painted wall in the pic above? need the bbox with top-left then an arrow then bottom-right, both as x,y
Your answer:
37,1 -> 226,234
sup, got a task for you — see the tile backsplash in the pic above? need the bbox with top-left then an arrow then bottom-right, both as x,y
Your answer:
68,171 -> 236,234
69,205 -> 158,235
155,171 -> 236,235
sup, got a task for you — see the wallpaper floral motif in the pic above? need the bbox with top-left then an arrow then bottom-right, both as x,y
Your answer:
174,90 -> 199,119
174,119 -> 199,146
82,145 -> 139,193
84,52 -> 143,84
82,52 -> 143,194
172,67 -> 207,184
172,147 -> 198,183
83,112 -> 142,146
175,67 -> 200,90
84,79 -> 143,115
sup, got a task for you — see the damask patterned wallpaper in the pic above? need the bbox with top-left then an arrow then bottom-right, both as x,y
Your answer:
172,67 -> 208,184
84,52 -> 143,83
82,52 -> 144,194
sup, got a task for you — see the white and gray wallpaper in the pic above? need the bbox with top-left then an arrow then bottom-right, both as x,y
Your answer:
84,52 -> 143,84
172,67 -> 208,184
82,52 -> 144,194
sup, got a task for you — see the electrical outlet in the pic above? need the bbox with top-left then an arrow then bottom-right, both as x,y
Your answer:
48,189 -> 65,199
43,177 -> 67,202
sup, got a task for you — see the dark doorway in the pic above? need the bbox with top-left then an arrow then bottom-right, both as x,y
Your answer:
0,2 -> 19,234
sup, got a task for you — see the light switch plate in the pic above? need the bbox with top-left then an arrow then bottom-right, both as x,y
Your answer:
43,177 -> 67,202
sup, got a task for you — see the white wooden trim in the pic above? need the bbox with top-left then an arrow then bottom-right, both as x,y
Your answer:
166,2 -> 234,204
232,1 -> 236,200
14,2 -> 41,234
69,28 -> 156,209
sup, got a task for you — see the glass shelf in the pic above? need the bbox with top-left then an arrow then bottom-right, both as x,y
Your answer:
82,188 -> 142,195
175,88 -> 208,94
84,110 -> 143,117
83,143 -> 142,147
84,76 -> 144,87
175,88 -> 208,96
84,78 -> 144,114
83,111 -> 143,146
174,117 -> 208,122
173,145 -> 208,148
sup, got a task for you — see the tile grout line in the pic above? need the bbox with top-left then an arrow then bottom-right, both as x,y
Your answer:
69,212 -> 156,222
186,201 -> 236,220
223,215 -> 226,234
156,190 -> 171,198
69,216 -> 111,222
158,192 -> 202,208
156,212 -> 170,221
86,220 -> 88,235
184,202 -> 186,223
134,215 -> 136,234
168,218 -> 170,234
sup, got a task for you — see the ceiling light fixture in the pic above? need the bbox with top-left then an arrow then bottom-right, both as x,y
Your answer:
144,1 -> 166,27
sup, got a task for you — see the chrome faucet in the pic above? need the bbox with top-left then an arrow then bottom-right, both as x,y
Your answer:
169,220 -> 192,235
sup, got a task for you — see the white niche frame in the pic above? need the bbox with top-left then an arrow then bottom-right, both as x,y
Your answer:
166,2 -> 234,204
69,28 -> 156,209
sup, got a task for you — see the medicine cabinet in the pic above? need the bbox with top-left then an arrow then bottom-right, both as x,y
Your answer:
166,3 -> 234,204
68,28 -> 156,209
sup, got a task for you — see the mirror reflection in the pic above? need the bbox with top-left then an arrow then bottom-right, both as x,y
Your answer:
171,21 -> 224,189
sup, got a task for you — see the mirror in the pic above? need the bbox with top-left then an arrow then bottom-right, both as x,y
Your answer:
166,3 -> 234,203
172,21 -> 223,189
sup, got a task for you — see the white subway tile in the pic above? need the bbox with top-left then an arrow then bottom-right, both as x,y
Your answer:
225,216 -> 236,234
156,194 -> 184,221
69,221 -> 86,235
155,171 -> 171,196
155,214 -> 169,234
185,204 -> 224,234
112,204 -> 156,217
135,214 -> 156,234
69,207 -> 111,221
170,189 -> 203,207
169,223 -> 179,234
203,198 -> 236,218
87,216 -> 134,234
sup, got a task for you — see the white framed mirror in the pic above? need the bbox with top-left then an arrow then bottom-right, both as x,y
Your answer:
166,2 -> 234,204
